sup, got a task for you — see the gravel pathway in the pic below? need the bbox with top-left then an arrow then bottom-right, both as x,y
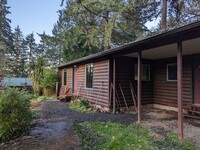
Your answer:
0,100 -> 136,150
142,108 -> 200,147
0,100 -> 200,150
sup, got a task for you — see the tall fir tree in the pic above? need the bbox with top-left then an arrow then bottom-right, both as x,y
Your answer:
25,33 -> 37,62
0,0 -> 13,73
38,32 -> 61,66
13,26 -> 28,77
53,0 -> 159,62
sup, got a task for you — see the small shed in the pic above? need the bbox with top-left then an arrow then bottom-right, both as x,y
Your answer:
1,78 -> 33,92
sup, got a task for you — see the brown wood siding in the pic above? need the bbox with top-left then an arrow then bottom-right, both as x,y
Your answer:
115,57 -> 154,107
77,60 -> 109,107
153,56 -> 192,110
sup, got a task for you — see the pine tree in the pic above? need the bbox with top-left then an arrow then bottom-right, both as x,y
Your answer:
53,0 -> 159,62
0,0 -> 13,73
13,26 -> 28,77
25,33 -> 37,62
37,32 -> 47,57
38,32 -> 61,66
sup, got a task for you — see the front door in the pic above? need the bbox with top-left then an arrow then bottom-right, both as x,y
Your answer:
194,61 -> 200,104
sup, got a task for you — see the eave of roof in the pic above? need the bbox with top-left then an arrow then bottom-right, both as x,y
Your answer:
58,21 -> 200,68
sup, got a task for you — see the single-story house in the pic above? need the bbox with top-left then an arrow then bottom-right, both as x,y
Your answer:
58,21 -> 200,138
1,78 -> 33,92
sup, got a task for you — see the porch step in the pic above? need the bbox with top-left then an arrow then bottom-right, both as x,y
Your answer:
184,114 -> 200,120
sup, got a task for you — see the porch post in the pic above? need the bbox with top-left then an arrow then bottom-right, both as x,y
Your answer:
177,41 -> 183,139
137,51 -> 142,123
113,58 -> 116,113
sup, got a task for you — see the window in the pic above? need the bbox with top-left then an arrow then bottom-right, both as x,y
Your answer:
167,64 -> 177,81
63,69 -> 67,85
85,64 -> 94,89
134,64 -> 150,81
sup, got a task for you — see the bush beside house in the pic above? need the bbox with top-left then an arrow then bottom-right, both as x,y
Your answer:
41,69 -> 58,96
0,88 -> 32,143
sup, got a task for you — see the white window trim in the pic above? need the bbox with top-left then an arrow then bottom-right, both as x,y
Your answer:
166,63 -> 177,81
134,64 -> 151,81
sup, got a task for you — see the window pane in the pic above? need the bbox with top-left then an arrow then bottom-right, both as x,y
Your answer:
134,64 -> 150,81
142,65 -> 150,80
168,64 -> 177,80
134,64 -> 138,80
86,64 -> 93,88
63,70 -> 67,85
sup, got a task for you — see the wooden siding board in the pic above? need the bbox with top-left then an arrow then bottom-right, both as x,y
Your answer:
77,60 -> 109,107
116,57 -> 154,107
153,56 -> 193,110
58,54 -> 199,111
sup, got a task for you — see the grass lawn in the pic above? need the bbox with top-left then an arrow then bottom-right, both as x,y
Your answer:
75,122 -> 199,150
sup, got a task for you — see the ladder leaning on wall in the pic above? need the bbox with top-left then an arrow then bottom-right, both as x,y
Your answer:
109,81 -> 138,113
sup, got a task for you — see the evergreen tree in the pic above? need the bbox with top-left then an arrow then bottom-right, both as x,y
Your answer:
0,0 -> 13,73
37,32 -> 47,57
38,31 -> 61,66
5,26 -> 28,77
159,0 -> 200,31
53,0 -> 159,62
13,26 -> 28,77
25,33 -> 37,62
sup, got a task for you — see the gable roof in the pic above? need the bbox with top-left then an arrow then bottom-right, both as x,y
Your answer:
58,21 -> 200,68
1,78 -> 32,87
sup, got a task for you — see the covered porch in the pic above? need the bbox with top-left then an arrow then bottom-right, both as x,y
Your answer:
110,33 -> 200,139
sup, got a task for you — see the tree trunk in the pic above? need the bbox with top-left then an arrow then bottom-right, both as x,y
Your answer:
104,11 -> 110,51
162,0 -> 167,31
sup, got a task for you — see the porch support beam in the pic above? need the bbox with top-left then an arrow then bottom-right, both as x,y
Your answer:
113,58 -> 116,114
137,51 -> 142,123
177,41 -> 183,139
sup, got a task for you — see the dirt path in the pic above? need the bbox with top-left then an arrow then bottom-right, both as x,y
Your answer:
0,100 -> 136,150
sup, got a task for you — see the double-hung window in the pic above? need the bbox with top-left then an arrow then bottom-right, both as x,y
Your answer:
85,64 -> 94,89
167,64 -> 177,81
134,64 -> 150,81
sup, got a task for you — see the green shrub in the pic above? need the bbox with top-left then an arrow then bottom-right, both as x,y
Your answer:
28,57 -> 45,96
69,98 -> 89,112
0,88 -> 33,142
41,69 -> 58,96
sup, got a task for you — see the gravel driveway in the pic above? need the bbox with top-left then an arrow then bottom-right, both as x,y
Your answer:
0,100 -> 136,150
0,100 -> 199,150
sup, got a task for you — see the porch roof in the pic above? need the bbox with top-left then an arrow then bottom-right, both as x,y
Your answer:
58,21 -> 200,69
